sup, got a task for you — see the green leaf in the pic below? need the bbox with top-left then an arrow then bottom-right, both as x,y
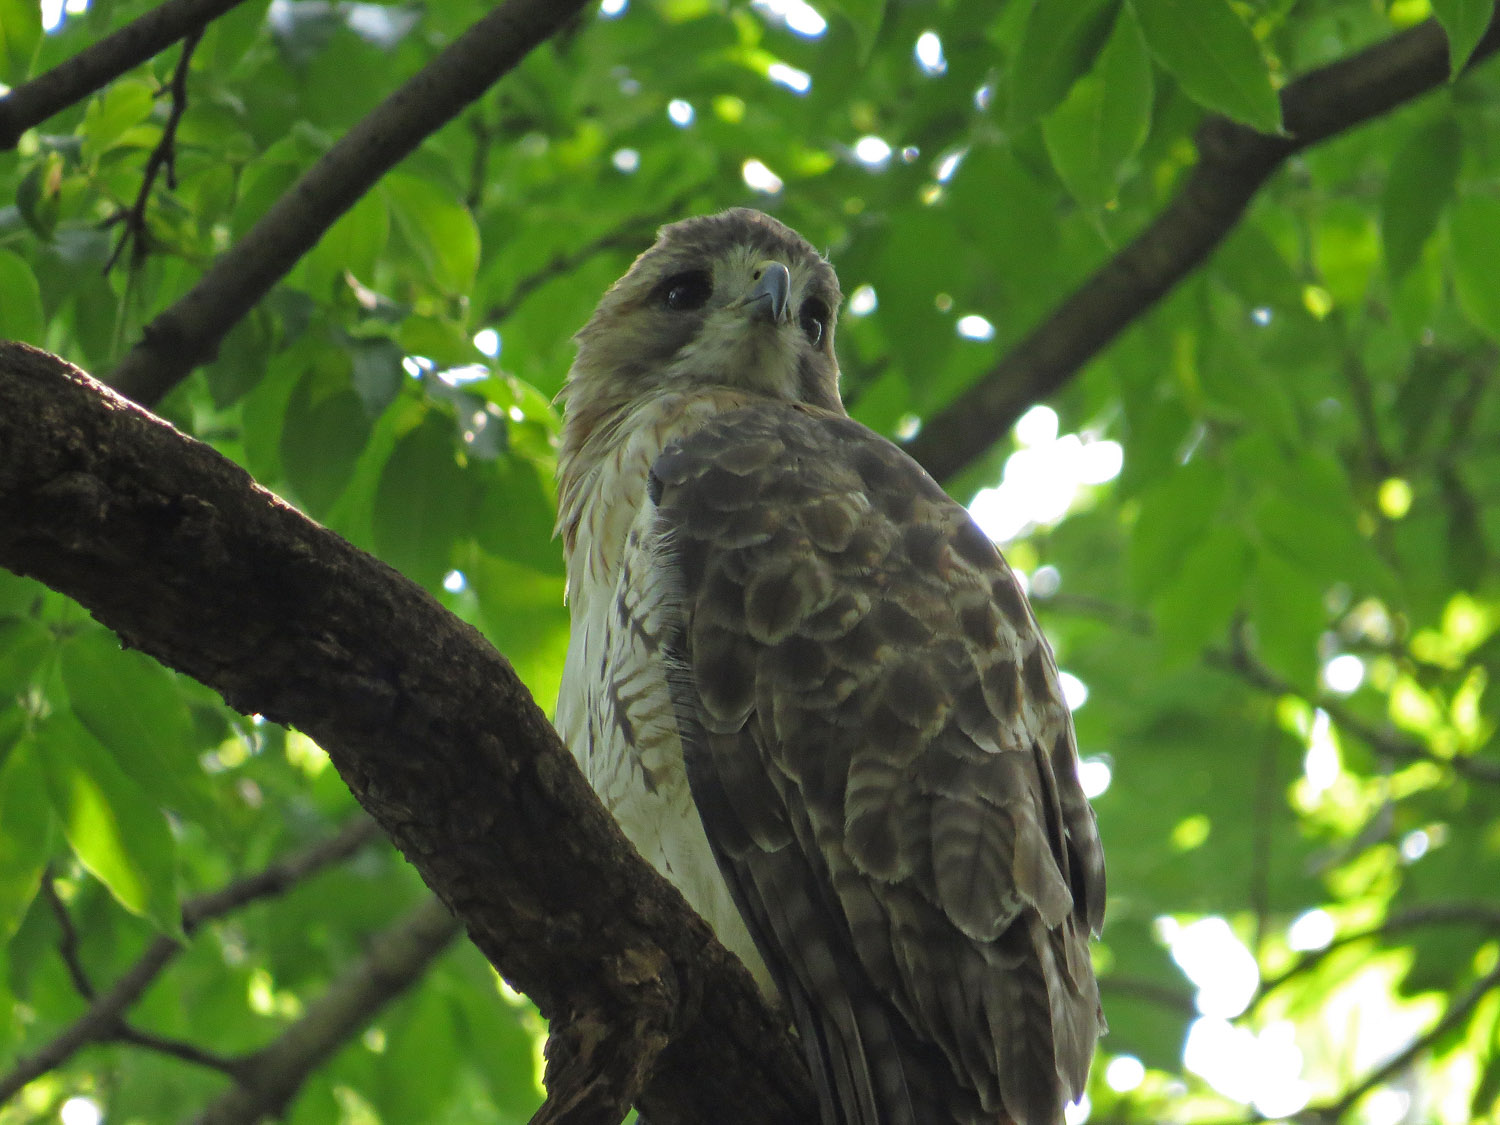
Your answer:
1432,0 -> 1496,73
475,458 -> 564,575
59,630 -> 212,824
0,250 -> 44,343
1041,6 -> 1153,207
79,79 -> 157,165
0,734 -> 54,944
397,316 -> 477,369
350,336 -> 407,416
466,551 -> 569,708
1247,551 -> 1323,686
15,153 -> 62,240
1152,522 -> 1250,660
303,187 -> 389,299
374,984 -> 461,1122
373,413 -> 473,590
0,617 -> 51,704
281,355 -> 372,519
205,0 -> 272,72
205,308 -> 274,408
1009,0 -> 1122,128
1381,118 -> 1463,281
1096,920 -> 1191,1071
384,174 -> 481,294
0,0 -> 41,85
36,715 -> 180,934
1241,443 -> 1391,595
443,951 -> 545,1112
0,570 -> 46,620
1130,0 -> 1282,133
824,0 -> 886,63
1314,198 -> 1380,309
1450,195 -> 1500,341
1128,460 -> 1226,599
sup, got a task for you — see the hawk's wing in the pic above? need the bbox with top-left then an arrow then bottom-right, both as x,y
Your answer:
649,402 -> 1105,1125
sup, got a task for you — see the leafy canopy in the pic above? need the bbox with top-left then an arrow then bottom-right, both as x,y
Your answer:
1,0 -> 1499,1122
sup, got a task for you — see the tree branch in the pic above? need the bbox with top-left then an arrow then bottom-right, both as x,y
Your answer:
104,28 -> 203,275
906,13 -> 1500,482
0,0 -> 251,151
0,814 -> 380,1103
195,896 -> 461,1125
0,341 -> 815,1124
1314,960 -> 1500,1121
1257,902 -> 1500,1000
1212,644 -> 1500,785
106,0 -> 592,407
114,1025 -> 242,1075
41,872 -> 97,1000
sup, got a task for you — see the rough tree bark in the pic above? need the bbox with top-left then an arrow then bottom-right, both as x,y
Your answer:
0,340 -> 814,1125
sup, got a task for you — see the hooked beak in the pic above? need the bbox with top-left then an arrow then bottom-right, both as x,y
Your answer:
743,260 -> 790,325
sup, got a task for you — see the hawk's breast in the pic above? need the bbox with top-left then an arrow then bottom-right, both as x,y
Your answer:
555,390 -> 774,992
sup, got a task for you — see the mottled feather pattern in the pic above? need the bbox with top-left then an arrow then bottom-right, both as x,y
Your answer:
554,209 -> 1102,1125
651,403 -> 1105,1124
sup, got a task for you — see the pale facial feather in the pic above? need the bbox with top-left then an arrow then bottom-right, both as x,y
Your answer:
557,208 -> 845,561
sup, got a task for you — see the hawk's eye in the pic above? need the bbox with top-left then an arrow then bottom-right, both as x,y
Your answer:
660,270 -> 713,311
800,298 -> 829,347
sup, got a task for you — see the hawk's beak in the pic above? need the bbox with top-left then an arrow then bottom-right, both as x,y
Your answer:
744,260 -> 790,325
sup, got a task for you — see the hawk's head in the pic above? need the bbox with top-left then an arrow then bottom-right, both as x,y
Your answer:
559,209 -> 844,457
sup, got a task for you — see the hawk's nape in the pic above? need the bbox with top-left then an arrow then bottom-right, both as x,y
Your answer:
554,208 -> 1105,1125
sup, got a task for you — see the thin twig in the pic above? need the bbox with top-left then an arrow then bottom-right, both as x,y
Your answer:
1212,645 -> 1500,785
1340,345 -> 1395,480
181,817 -> 382,930
1257,902 -> 1500,999
0,816 -> 380,1103
41,871 -> 96,1000
0,0 -> 252,151
104,29 -> 203,276
0,933 -> 184,1103
115,1026 -> 242,1074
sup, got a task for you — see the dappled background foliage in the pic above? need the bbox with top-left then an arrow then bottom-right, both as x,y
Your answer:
2,0 -> 1499,1122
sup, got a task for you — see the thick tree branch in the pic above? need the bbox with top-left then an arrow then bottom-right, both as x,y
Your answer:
107,0 -> 591,407
907,13 -> 1500,482
0,342 -> 814,1124
0,0 -> 252,151
0,815 -> 380,1103
196,896 -> 461,1125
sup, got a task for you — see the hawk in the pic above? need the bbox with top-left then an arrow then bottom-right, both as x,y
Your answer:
555,208 -> 1105,1125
